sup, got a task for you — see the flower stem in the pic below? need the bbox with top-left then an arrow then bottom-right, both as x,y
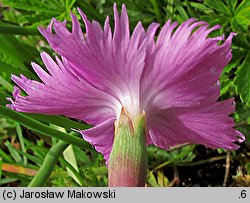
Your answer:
28,141 -> 68,187
108,108 -> 147,187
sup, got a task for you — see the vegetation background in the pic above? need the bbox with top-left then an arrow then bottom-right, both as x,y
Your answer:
0,0 -> 249,187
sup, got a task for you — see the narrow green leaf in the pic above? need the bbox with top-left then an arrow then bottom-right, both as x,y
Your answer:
235,103 -> 250,123
0,106 -> 92,150
185,0 -> 196,18
222,50 -> 244,74
204,0 -> 231,15
220,78 -> 234,96
147,172 -> 160,187
175,1 -> 189,21
0,34 -> 33,64
27,114 -> 91,132
81,168 -> 100,187
4,141 -> 23,164
1,171 -> 31,184
0,75 -> 13,92
190,2 -> 211,13
73,146 -> 91,164
0,177 -> 18,186
0,158 -> 2,179
65,0 -> 77,11
157,170 -> 169,187
24,146 -> 48,162
6,146 -> 42,165
235,0 -> 250,15
166,0 -> 174,15
231,0 -> 250,32
235,52 -> 250,102
60,157 -> 84,186
16,123 -> 28,165
51,125 -> 81,184
76,1 -> 104,23
0,148 -> 14,163
150,0 -> 162,24
0,60 -> 35,80
0,24 -> 39,35
63,145 -> 80,185
232,14 -> 250,32
2,0 -> 64,13
227,0 -> 238,13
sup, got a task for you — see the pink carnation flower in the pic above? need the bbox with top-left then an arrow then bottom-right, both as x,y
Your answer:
7,4 -> 245,162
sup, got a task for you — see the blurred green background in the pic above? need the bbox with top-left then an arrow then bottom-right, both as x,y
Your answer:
0,0 -> 249,187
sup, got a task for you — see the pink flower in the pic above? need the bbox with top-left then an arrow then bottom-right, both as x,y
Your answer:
7,4 -> 245,162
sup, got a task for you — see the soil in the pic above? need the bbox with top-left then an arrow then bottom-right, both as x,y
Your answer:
163,144 -> 250,187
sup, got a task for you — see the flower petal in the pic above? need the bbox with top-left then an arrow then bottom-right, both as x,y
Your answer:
147,98 -> 245,150
7,4 -> 244,163
77,118 -> 115,162
178,99 -> 245,148
141,19 -> 234,111
38,4 -> 148,117
8,52 -> 118,126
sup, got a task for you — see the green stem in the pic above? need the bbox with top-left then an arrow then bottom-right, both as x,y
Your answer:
148,151 -> 188,177
28,141 -> 68,187
178,155 -> 227,167
0,106 -> 91,150
148,155 -> 227,178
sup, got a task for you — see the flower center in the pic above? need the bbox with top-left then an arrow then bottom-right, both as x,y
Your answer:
118,94 -> 140,122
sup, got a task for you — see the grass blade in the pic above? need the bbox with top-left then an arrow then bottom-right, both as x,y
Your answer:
0,148 -> 14,163
0,106 -> 92,150
0,25 -> 39,35
0,158 -> 2,179
167,0 -> 174,14
0,177 -> 18,186
63,145 -> 80,184
15,123 -> 28,165
176,1 -> 189,21
76,1 -> 104,23
185,0 -> 196,18
150,0 -> 162,24
60,157 -> 84,186
1,163 -> 37,176
4,141 -> 23,164
27,114 -> 91,132
6,146 -> 43,165
0,75 -> 13,92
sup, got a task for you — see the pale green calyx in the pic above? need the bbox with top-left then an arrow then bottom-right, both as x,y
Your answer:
108,107 -> 147,187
